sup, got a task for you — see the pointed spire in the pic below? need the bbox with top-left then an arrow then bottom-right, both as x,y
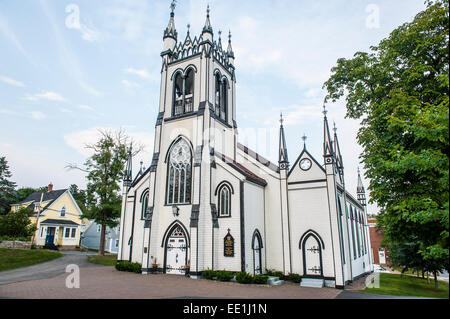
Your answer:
333,122 -> 344,170
123,146 -> 133,189
302,133 -> 307,149
227,30 -> 235,58
218,30 -> 223,49
164,0 -> 178,40
323,104 -> 334,159
279,113 -> 289,169
184,23 -> 192,45
357,168 -> 367,206
203,4 -> 213,34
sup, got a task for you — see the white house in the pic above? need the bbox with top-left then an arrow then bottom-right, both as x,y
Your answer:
117,3 -> 374,289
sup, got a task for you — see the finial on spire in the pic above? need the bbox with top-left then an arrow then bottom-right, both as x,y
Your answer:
228,30 -> 232,43
207,4 -> 210,17
280,112 -> 284,126
323,104 -> 328,117
203,4 -> 213,34
333,121 -> 337,134
302,134 -> 307,145
170,0 -> 177,13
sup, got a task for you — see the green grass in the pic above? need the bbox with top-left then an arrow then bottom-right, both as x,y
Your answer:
361,273 -> 449,299
0,248 -> 63,272
88,254 -> 118,266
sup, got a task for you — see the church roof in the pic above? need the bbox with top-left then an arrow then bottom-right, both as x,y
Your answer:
237,143 -> 280,173
216,151 -> 268,187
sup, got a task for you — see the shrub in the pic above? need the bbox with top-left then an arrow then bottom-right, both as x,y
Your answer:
265,269 -> 285,279
287,273 -> 302,283
253,275 -> 269,284
236,272 -> 254,284
202,269 -> 217,280
216,270 -> 234,282
115,261 -> 142,274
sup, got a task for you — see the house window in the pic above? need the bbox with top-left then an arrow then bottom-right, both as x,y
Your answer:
40,227 -> 45,238
65,228 -> 70,238
166,138 -> 192,205
214,73 -> 228,122
60,206 -> 66,217
115,239 -> 119,248
172,69 -> 195,116
218,185 -> 231,217
71,228 -> 76,238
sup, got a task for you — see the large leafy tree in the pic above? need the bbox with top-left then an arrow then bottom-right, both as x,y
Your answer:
68,130 -> 140,255
0,157 -> 17,215
323,0 -> 449,289
0,207 -> 36,245
69,184 -> 87,212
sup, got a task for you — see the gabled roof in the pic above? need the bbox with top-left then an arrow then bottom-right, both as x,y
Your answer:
216,151 -> 268,187
289,146 -> 326,178
40,219 -> 79,226
237,143 -> 280,173
14,189 -> 67,206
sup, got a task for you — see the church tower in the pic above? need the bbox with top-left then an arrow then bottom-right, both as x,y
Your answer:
138,2 -> 239,275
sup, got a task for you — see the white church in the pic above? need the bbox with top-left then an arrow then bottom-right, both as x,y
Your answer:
117,3 -> 374,289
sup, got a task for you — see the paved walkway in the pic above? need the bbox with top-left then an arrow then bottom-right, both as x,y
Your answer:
0,251 -> 97,285
0,265 -> 341,299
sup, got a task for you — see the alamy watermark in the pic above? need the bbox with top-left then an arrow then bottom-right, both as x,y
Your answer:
66,264 -> 80,289
366,4 -> 380,29
365,272 -> 380,289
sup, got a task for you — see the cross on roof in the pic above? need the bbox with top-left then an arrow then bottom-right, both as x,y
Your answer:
302,134 -> 307,144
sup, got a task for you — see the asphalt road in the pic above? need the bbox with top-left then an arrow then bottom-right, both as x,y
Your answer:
0,251 -> 97,285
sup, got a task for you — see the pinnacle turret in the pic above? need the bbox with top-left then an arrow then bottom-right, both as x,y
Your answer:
279,113 -> 289,170
203,4 -> 213,34
164,0 -> 178,40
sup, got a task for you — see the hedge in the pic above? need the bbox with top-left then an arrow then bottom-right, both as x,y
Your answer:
115,261 -> 142,274
253,275 -> 269,284
216,270 -> 235,282
202,269 -> 216,280
235,272 -> 254,284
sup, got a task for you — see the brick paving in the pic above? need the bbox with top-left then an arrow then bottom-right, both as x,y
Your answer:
0,266 -> 341,299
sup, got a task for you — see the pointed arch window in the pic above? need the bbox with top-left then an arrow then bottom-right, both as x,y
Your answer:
215,73 -> 228,122
218,185 -> 231,217
173,69 -> 195,116
166,138 -> 192,205
141,190 -> 149,220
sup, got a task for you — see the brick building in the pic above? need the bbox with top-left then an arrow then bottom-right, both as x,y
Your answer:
368,218 -> 389,265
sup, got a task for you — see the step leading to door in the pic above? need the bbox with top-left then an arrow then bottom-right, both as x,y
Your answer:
300,278 -> 325,288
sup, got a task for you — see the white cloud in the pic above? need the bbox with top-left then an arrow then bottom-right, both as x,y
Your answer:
78,104 -> 94,111
0,75 -> 25,87
30,111 -> 47,120
122,80 -> 140,88
25,91 -> 67,102
124,68 -> 150,79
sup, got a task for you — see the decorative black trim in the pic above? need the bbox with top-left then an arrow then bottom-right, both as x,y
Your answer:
190,205 -> 200,228
301,231 -> 324,278
164,111 -> 198,123
288,147 -> 326,178
155,112 -> 164,126
288,179 -> 327,185
150,153 -> 159,172
251,229 -> 264,249
210,204 -> 219,228
214,181 -> 235,196
299,229 -> 325,250
240,181 -> 245,272
160,220 -> 191,248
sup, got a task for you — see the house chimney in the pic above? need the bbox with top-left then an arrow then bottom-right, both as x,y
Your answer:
48,183 -> 54,192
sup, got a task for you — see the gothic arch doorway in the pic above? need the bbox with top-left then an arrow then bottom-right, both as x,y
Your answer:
164,224 -> 188,275
300,230 -> 324,278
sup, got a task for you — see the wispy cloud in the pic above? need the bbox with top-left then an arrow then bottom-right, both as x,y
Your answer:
0,75 -> 25,87
30,111 -> 47,120
124,68 -> 150,79
122,80 -> 140,88
0,13 -> 35,65
25,91 -> 67,102
78,104 -> 94,111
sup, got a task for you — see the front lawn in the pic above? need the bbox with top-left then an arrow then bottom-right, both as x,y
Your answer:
0,248 -> 63,272
361,273 -> 449,299
88,254 -> 118,266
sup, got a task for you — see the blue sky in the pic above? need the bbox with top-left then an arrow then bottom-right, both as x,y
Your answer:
0,0 -> 426,214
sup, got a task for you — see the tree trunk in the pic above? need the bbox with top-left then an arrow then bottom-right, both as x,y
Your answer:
434,271 -> 439,292
422,270 -> 425,279
98,220 -> 106,256
427,272 -> 430,284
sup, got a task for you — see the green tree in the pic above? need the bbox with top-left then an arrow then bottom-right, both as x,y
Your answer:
15,186 -> 48,203
0,207 -> 36,246
323,0 -> 449,290
69,184 -> 87,212
68,130 -> 140,256
0,157 -> 17,215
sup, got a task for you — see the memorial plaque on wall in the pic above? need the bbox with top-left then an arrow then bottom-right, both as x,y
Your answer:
224,230 -> 234,257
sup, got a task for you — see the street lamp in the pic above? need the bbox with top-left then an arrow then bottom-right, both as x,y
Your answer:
172,205 -> 179,218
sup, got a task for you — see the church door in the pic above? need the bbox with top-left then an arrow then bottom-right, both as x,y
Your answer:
165,226 -> 187,275
303,235 -> 323,277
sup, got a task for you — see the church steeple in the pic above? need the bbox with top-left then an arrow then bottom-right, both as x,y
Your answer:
279,113 -> 289,170
357,168 -> 367,206
123,146 -> 133,190
227,30 -> 235,64
163,0 -> 178,51
333,122 -> 344,175
323,105 -> 334,160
